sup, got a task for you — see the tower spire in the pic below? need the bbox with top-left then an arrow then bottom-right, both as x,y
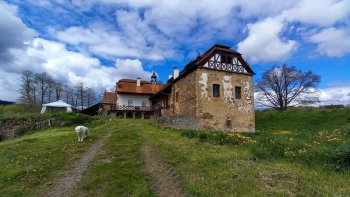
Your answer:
151,72 -> 157,84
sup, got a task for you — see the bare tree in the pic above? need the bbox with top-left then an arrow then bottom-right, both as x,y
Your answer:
46,76 -> 56,103
85,87 -> 96,107
255,65 -> 321,110
35,72 -> 50,104
54,82 -> 63,101
19,70 -> 34,105
75,81 -> 86,110
63,85 -> 73,104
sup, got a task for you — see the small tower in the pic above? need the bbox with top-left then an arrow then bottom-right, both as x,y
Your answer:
151,72 -> 157,84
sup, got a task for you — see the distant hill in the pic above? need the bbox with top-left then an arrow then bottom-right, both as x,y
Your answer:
0,100 -> 14,105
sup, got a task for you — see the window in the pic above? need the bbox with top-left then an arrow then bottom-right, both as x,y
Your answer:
213,84 -> 220,97
220,55 -> 232,64
128,100 -> 133,106
142,100 -> 146,107
235,86 -> 241,99
175,92 -> 179,102
226,119 -> 232,128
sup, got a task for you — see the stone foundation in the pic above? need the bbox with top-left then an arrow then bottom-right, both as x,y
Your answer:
155,115 -> 200,130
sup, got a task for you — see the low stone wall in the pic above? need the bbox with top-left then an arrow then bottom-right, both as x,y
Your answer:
155,115 -> 200,130
0,118 -> 54,141
155,115 -> 255,133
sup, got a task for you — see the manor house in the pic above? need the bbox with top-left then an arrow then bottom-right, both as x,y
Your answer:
102,44 -> 255,132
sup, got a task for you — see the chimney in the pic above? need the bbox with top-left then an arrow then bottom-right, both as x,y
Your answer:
136,78 -> 141,86
168,74 -> 173,80
174,67 -> 179,79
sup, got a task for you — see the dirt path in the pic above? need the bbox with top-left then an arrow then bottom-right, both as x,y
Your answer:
142,141 -> 187,197
43,127 -> 114,197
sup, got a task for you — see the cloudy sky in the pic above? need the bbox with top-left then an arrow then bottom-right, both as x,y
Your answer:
1,0 -> 350,105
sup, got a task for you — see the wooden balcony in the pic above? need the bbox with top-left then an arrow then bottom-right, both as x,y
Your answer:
113,105 -> 153,111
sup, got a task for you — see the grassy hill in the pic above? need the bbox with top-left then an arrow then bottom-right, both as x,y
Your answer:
0,108 -> 349,196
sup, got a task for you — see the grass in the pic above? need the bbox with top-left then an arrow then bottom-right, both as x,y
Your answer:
1,108 -> 350,196
72,119 -> 154,196
0,104 -> 42,119
0,122 -> 111,196
142,108 -> 350,196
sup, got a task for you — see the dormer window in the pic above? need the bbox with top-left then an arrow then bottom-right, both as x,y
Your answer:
220,55 -> 232,64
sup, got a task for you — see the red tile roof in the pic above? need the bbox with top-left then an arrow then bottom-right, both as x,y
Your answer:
101,92 -> 117,104
115,79 -> 164,95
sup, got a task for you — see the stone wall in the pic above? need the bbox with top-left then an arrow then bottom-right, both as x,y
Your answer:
0,118 -> 55,141
163,70 -> 198,116
155,115 -> 200,130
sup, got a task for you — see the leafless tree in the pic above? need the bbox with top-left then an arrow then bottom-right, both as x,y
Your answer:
34,72 -> 50,104
46,76 -> 56,103
255,65 -> 321,110
63,84 -> 73,104
54,82 -> 63,101
75,81 -> 86,110
85,87 -> 96,107
19,70 -> 34,105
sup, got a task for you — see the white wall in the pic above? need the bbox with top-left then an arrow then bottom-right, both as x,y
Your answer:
117,93 -> 151,107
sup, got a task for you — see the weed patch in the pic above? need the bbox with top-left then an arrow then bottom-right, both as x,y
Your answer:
180,129 -> 256,146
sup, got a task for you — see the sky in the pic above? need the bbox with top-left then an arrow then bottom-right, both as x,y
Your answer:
0,0 -> 350,106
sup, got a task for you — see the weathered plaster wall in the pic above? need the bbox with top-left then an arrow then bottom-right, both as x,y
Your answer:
196,68 -> 255,132
159,67 -> 255,132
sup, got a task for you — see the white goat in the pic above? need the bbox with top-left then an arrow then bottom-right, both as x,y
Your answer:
75,126 -> 89,142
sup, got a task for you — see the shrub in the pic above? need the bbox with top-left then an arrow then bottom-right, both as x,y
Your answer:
52,113 -> 93,126
180,130 -> 197,139
330,143 -> 350,172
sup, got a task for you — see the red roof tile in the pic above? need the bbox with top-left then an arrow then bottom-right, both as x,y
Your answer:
115,79 -> 164,95
101,92 -> 117,104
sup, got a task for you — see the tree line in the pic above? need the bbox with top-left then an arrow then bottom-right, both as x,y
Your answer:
19,70 -> 96,110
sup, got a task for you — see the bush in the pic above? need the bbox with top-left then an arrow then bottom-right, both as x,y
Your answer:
180,130 -> 198,139
52,113 -> 93,126
330,143 -> 350,172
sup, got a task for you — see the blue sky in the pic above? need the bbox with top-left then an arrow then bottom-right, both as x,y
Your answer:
1,0 -> 350,105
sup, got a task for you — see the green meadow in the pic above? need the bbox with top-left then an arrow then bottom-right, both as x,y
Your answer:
0,107 -> 349,196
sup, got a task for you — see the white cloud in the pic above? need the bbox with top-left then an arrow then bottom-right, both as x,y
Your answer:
0,1 -> 154,101
319,86 -> 350,105
282,0 -> 350,26
54,11 -> 176,60
0,69 -> 21,101
1,37 -> 153,101
237,17 -> 298,63
309,27 -> 350,57
0,1 -> 36,62
236,0 -> 350,62
254,86 -> 350,109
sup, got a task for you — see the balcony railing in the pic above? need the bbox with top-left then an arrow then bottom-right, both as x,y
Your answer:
114,105 -> 153,111
108,103 -> 169,111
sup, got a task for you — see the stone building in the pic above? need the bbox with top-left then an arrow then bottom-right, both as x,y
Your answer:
100,44 -> 255,132
151,44 -> 255,132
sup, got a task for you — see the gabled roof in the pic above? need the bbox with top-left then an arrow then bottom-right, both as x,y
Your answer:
172,44 -> 254,83
115,79 -> 164,95
101,92 -> 117,104
151,44 -> 254,99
